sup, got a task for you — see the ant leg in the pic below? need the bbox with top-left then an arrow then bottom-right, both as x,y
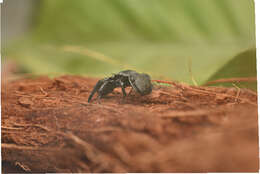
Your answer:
128,88 -> 133,96
97,95 -> 102,104
119,82 -> 127,104
90,79 -> 110,103
96,80 -> 111,103
121,86 -> 127,97
119,80 -> 127,97
88,80 -> 104,103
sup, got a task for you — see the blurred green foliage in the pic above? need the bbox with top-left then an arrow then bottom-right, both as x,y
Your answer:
5,0 -> 256,89
207,48 -> 257,90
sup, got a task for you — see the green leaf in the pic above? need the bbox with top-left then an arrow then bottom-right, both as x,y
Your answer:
205,48 -> 257,90
5,0 -> 256,86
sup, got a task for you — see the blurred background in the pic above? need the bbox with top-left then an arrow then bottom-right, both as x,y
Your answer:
2,0 -> 257,89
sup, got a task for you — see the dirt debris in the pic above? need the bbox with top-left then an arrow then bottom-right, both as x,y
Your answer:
1,75 -> 259,172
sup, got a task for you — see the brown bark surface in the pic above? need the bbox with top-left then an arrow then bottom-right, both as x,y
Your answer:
2,75 -> 259,173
